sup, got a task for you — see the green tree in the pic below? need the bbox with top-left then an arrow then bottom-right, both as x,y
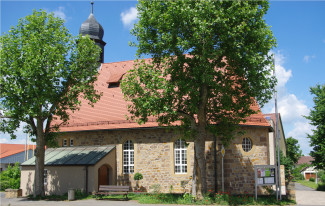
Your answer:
0,162 -> 21,190
305,84 -> 325,170
121,0 -> 276,195
0,10 -> 101,197
286,137 -> 302,164
278,150 -> 293,181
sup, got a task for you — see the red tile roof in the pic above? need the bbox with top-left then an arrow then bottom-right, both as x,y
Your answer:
0,143 -> 36,159
52,59 -> 270,132
297,156 -> 314,165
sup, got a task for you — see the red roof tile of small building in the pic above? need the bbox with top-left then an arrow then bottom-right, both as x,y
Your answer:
297,156 -> 314,165
52,59 -> 270,132
0,143 -> 36,159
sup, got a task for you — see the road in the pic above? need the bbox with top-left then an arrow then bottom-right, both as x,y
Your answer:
295,182 -> 325,206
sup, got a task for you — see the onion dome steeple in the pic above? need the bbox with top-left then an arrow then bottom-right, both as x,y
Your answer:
79,0 -> 106,63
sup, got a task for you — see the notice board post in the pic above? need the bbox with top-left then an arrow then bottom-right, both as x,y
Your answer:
254,165 -> 277,200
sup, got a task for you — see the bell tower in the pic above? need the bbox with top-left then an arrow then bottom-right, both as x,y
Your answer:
79,1 -> 106,63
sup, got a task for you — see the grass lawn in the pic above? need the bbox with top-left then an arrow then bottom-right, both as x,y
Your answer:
27,191 -> 296,205
98,193 -> 295,205
296,180 -> 318,189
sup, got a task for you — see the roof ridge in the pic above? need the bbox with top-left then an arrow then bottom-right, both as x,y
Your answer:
102,57 -> 153,65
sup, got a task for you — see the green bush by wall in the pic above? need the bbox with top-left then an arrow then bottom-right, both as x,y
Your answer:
0,162 -> 20,191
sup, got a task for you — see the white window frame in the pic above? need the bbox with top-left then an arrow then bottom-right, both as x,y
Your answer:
242,137 -> 252,152
70,138 -> 74,147
63,139 -> 67,147
44,169 -> 48,185
174,139 -> 187,174
123,140 -> 134,174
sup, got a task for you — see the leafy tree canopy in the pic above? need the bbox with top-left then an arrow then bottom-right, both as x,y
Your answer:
122,0 -> 276,195
286,137 -> 302,164
0,10 -> 101,196
305,84 -> 325,170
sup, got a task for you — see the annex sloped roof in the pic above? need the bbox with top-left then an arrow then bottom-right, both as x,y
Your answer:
51,59 -> 270,132
0,144 -> 36,159
297,156 -> 314,165
21,145 -> 115,166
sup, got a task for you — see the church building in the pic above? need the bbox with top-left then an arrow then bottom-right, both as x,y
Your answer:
21,2 -> 276,196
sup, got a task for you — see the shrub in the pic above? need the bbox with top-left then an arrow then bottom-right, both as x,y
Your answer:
169,185 -> 174,193
317,183 -> 325,191
320,174 -> 325,183
134,172 -> 143,181
309,177 -> 315,182
293,173 -> 304,181
0,162 -> 21,191
149,184 -> 161,194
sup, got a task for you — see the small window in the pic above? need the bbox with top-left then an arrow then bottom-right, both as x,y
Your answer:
70,139 -> 74,147
123,140 -> 134,174
108,82 -> 120,88
174,139 -> 187,174
242,137 -> 252,152
63,139 -> 67,147
44,169 -> 48,185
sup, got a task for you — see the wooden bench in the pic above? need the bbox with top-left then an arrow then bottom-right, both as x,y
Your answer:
96,185 -> 131,200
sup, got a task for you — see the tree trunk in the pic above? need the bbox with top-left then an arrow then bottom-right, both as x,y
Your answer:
34,118 -> 45,197
193,85 -> 208,196
191,146 -> 197,197
194,127 -> 207,196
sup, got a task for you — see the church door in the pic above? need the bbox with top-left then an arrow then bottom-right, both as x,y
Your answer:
98,165 -> 109,187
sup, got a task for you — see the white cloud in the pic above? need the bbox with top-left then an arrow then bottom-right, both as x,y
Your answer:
0,122 -> 30,144
53,7 -> 66,21
0,138 -> 9,143
262,51 -> 312,155
303,55 -> 315,63
46,7 -> 66,21
121,7 -> 138,29
287,120 -> 314,155
275,64 -> 292,90
276,94 -> 309,123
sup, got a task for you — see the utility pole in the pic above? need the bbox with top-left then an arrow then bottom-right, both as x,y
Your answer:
274,56 -> 282,200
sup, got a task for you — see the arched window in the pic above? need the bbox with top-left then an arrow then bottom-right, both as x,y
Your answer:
123,140 -> 134,174
174,139 -> 187,174
242,137 -> 252,152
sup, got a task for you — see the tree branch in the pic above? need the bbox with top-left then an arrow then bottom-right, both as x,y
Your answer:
177,110 -> 197,129
28,116 -> 37,136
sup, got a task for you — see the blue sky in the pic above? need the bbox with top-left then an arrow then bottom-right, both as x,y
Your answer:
1,0 -> 324,155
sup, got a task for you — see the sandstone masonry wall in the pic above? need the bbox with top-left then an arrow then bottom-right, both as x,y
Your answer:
57,126 -> 269,194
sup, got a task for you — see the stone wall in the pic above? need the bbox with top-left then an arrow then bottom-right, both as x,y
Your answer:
57,126 -> 269,194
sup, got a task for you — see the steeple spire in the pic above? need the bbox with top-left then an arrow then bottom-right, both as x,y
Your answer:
91,0 -> 93,14
79,0 -> 106,63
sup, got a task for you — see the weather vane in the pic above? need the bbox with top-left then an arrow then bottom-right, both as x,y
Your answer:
91,0 -> 94,14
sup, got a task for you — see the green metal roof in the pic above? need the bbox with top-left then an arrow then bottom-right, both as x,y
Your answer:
21,145 -> 115,166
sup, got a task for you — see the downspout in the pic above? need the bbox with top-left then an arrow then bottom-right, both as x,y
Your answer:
85,166 -> 89,194
213,134 -> 218,192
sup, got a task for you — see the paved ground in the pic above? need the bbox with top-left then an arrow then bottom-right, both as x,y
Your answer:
295,182 -> 325,206
0,192 -> 183,206
2,184 -> 325,206
1,192 -> 136,206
